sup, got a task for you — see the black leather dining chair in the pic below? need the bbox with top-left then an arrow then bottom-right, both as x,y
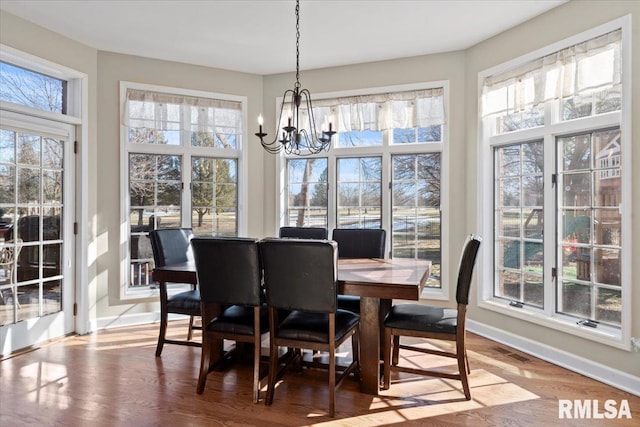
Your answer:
278,226 -> 328,240
149,228 -> 201,356
331,228 -> 386,313
382,234 -> 481,399
191,237 -> 268,403
259,238 -> 360,417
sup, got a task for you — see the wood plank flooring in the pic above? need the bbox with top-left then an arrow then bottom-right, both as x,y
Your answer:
1,320 -> 638,426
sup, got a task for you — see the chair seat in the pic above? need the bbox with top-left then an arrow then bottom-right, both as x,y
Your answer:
337,295 -> 360,313
208,305 -> 269,336
166,289 -> 200,311
384,303 -> 458,335
278,309 -> 359,343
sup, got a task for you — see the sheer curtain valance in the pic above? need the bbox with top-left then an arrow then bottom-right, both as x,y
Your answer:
482,29 -> 621,117
280,88 -> 445,133
122,88 -> 242,132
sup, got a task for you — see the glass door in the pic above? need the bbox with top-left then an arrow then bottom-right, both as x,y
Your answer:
0,117 -> 75,354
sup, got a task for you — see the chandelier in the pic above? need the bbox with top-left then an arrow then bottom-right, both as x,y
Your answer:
255,0 -> 335,155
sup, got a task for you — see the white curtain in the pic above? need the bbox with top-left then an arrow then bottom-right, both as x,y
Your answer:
482,29 -> 621,116
122,88 -> 242,132
281,88 -> 445,133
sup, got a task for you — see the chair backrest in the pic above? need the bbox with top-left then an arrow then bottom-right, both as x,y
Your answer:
279,226 -> 328,240
191,237 -> 262,306
0,239 -> 23,283
331,228 -> 386,259
149,228 -> 193,267
260,238 -> 338,313
455,234 -> 482,305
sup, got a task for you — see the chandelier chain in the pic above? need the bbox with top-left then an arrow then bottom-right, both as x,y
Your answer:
295,0 -> 300,88
255,0 -> 334,155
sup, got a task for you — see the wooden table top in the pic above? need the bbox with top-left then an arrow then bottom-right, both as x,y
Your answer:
153,257 -> 431,301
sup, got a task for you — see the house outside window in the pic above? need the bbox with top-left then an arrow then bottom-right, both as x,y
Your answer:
281,84 -> 448,291
479,22 -> 629,346
121,83 -> 245,292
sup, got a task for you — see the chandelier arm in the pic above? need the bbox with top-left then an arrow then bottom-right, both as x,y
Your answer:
256,0 -> 333,156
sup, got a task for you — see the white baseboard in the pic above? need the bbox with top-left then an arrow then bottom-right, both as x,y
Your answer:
95,312 -> 188,331
467,319 -> 640,398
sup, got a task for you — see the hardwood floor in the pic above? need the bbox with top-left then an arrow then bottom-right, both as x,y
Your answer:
1,320 -> 637,426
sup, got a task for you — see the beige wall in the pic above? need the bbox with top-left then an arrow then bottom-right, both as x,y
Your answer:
96,52 -> 264,317
260,0 -> 640,378
262,51 -> 467,252
1,0 -> 638,381
0,10 -> 100,329
463,0 -> 640,376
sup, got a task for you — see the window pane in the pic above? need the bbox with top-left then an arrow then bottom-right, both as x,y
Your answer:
286,158 -> 327,227
190,105 -> 241,149
596,287 -> 621,325
337,157 -> 381,228
128,153 -> 182,287
0,62 -> 65,114
391,154 -> 441,288
0,124 -> 66,325
336,129 -> 382,148
42,280 -> 61,316
559,281 -> 591,318
494,142 -> 544,305
18,167 -> 40,204
42,171 -> 62,205
556,129 -> 621,324
191,157 -> 238,236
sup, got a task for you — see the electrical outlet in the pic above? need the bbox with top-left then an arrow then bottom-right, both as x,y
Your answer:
630,337 -> 640,352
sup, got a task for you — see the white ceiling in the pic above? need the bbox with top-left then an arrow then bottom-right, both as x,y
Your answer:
1,0 -> 567,75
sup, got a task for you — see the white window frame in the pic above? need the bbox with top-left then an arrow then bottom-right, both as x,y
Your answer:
275,81 -> 450,300
119,81 -> 248,299
0,44 -> 90,335
476,16 -> 632,350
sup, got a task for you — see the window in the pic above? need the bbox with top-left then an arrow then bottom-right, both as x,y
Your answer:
337,157 -> 381,228
0,61 -> 66,114
557,129 -> 622,324
494,142 -> 544,307
281,84 -> 447,290
121,83 -> 245,292
0,45 -> 82,350
392,153 -> 441,266
479,23 -> 629,345
286,158 -> 328,228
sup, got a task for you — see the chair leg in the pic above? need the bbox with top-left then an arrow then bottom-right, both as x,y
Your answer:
265,339 -> 278,406
458,350 -> 471,400
392,335 -> 400,365
197,334 -> 211,394
155,305 -> 168,357
187,315 -> 195,341
329,346 -> 336,417
252,339 -> 261,403
383,328 -> 392,390
351,330 -> 360,381
252,309 -> 261,404
465,349 -> 471,374
457,336 -> 471,400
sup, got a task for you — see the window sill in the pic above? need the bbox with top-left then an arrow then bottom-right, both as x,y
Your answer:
420,286 -> 448,301
120,283 -> 192,302
477,299 -> 629,351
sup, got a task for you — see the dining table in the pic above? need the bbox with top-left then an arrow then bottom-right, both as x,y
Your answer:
153,257 -> 431,395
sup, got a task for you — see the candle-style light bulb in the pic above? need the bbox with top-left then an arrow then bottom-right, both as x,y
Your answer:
258,115 -> 263,133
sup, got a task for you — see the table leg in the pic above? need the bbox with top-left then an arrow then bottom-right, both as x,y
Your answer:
359,296 -> 380,395
379,298 -> 392,359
